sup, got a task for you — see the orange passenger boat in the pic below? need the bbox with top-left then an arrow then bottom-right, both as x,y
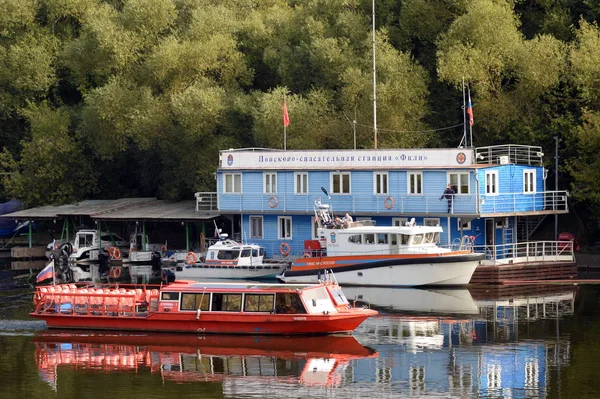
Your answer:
30,275 -> 377,335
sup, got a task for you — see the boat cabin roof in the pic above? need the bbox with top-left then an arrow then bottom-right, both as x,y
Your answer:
166,280 -> 320,293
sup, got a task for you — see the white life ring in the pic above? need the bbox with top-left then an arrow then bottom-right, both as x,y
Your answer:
268,196 -> 278,208
384,196 -> 395,210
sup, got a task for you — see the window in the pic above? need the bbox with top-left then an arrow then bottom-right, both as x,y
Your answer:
485,171 -> 498,195
449,172 -> 470,194
408,172 -> 422,195
524,170 -> 536,193
278,216 -> 292,239
161,292 -> 180,301
244,294 -> 274,312
264,173 -> 277,194
181,293 -> 210,311
331,172 -> 351,194
295,172 -> 308,194
217,250 -> 240,260
424,218 -> 440,227
275,293 -> 306,314
224,173 -> 242,193
364,233 -> 375,244
458,218 -> 471,231
348,234 -> 362,244
250,216 -> 263,239
211,293 -> 242,311
374,172 -> 388,195
392,217 -> 408,226
377,234 -> 388,244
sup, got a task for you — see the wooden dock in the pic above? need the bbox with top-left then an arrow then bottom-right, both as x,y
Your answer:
470,261 -> 577,285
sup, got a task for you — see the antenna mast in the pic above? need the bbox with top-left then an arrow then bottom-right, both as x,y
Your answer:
372,0 -> 377,149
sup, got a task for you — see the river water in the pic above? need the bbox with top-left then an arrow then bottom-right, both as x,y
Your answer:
1,279 -> 599,399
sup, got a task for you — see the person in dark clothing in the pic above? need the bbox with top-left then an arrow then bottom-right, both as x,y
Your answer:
440,184 -> 455,213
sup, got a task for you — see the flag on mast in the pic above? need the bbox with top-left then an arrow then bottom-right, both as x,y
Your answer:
467,88 -> 474,126
283,98 -> 290,127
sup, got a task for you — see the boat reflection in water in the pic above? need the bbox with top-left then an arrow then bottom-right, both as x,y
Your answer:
34,331 -> 377,391
342,286 -> 480,316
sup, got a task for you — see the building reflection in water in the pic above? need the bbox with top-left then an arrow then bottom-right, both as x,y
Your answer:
352,284 -> 576,398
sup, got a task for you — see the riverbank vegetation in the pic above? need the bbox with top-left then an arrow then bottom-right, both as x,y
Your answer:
0,0 -> 599,227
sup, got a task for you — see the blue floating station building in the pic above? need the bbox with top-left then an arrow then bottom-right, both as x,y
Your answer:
196,144 -> 576,282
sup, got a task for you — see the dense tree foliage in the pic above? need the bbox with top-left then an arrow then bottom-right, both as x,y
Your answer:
0,0 -> 599,228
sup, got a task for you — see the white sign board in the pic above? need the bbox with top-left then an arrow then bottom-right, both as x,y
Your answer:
219,148 -> 472,170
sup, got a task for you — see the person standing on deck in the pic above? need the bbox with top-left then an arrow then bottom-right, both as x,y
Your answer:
440,184 -> 455,213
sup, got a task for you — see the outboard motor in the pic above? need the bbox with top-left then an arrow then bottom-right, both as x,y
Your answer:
98,249 -> 110,276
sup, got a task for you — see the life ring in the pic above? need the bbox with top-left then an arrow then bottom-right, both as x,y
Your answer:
186,252 -> 197,264
109,266 -> 122,279
268,196 -> 278,208
384,196 -> 395,210
107,246 -> 122,260
280,242 -> 291,257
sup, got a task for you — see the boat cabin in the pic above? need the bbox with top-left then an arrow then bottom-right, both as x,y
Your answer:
205,237 -> 267,266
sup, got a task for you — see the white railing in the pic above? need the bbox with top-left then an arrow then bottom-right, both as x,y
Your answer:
194,192 -> 219,211
474,241 -> 575,265
210,190 -> 569,215
474,145 -> 544,166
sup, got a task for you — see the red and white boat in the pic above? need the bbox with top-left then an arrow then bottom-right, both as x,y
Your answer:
30,275 -> 377,335
277,198 -> 485,286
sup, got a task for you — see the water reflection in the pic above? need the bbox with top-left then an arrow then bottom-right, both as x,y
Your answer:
34,332 -> 377,393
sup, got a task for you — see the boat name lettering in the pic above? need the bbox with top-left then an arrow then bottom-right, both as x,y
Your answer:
293,317 -> 307,321
307,260 -> 337,266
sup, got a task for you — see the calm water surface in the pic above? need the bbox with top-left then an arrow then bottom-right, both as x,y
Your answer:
1,281 -> 600,399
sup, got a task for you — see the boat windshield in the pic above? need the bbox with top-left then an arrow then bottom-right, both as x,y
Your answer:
217,250 -> 240,260
240,249 -> 251,258
77,233 -> 94,247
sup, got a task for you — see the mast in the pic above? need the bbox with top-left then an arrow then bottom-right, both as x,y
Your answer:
372,0 -> 377,149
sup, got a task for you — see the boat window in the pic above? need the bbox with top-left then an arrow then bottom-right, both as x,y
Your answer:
391,234 -> 398,245
161,292 -> 180,301
433,232 -> 440,243
424,232 -> 435,243
259,248 -> 265,256
180,293 -> 210,311
329,287 -> 349,306
364,234 -> 375,244
217,250 -> 240,260
412,234 -> 424,245
211,293 -> 242,311
348,234 -> 362,244
275,293 -> 306,314
244,294 -> 275,312
240,249 -> 251,257
400,234 -> 410,245
79,233 -> 94,247
377,234 -> 388,244
252,249 -> 259,257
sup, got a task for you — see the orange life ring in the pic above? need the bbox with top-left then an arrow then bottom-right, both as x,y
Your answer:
268,196 -> 278,208
384,196 -> 395,210
280,242 -> 291,257
107,246 -> 121,260
186,252 -> 197,264
109,266 -> 122,279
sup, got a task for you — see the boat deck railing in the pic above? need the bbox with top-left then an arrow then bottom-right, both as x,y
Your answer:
33,285 -> 159,318
474,240 -> 576,265
474,144 -> 544,166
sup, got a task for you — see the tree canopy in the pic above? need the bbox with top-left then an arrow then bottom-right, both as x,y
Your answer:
1,0 -> 599,229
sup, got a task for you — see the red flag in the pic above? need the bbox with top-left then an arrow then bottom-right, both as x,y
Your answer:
283,99 -> 290,127
467,90 -> 474,126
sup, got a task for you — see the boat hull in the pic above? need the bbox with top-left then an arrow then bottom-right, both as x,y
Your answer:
30,311 -> 373,335
278,253 -> 484,286
175,263 -> 289,280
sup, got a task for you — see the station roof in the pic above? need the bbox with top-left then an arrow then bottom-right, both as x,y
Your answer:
0,197 -> 219,222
